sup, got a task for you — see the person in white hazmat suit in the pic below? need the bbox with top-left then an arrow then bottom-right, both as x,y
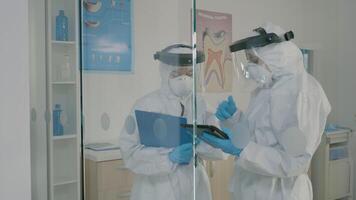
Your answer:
200,23 -> 331,200
119,44 -> 227,200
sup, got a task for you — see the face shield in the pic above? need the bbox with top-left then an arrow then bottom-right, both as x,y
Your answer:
154,44 -> 205,67
168,66 -> 193,79
154,44 -> 205,97
232,48 -> 261,80
230,27 -> 294,89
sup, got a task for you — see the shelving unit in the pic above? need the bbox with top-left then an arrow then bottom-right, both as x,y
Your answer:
46,0 -> 81,199
52,40 -> 76,45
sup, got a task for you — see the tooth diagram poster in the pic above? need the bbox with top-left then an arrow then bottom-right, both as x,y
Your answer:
196,9 -> 233,92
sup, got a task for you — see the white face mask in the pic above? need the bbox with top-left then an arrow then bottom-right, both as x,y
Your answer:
168,75 -> 193,97
246,62 -> 272,87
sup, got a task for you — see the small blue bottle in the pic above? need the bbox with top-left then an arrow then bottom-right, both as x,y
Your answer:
53,104 -> 64,136
56,10 -> 69,41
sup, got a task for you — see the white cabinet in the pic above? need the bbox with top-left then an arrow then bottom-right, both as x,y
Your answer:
312,129 -> 353,200
45,0 -> 81,199
206,157 -> 235,200
85,157 -> 133,200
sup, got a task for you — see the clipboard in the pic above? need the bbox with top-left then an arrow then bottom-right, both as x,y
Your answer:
135,110 -> 192,148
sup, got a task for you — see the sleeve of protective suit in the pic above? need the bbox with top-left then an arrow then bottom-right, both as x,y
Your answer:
197,142 -> 229,160
120,131 -> 177,176
238,90 -> 331,178
196,107 -> 229,160
119,101 -> 177,176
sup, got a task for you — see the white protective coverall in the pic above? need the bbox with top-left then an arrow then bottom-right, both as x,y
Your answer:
119,60 -> 226,200
225,23 -> 331,200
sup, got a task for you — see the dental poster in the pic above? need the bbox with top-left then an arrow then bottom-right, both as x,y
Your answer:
82,0 -> 132,72
197,10 -> 233,92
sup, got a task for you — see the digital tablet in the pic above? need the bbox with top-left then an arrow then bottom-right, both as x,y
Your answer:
180,124 -> 229,139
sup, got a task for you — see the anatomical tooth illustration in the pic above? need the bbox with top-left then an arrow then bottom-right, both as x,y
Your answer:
83,0 -> 102,13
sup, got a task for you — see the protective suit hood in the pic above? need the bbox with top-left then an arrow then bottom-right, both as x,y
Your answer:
158,45 -> 199,100
253,22 -> 305,80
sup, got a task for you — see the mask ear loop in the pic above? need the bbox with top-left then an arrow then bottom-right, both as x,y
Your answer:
253,53 -> 274,86
263,63 -> 272,73
251,48 -> 272,73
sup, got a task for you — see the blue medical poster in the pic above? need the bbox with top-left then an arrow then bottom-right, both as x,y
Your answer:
82,0 -> 132,72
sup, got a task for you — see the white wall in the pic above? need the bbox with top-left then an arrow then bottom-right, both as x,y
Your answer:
0,1 -> 31,200
336,0 -> 356,139
195,0 -> 339,117
83,0 -> 338,144
336,1 -> 356,197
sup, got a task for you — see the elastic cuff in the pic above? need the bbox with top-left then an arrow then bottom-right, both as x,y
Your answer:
156,154 -> 176,173
223,110 -> 242,125
239,141 -> 254,159
233,110 -> 243,121
234,148 -> 243,157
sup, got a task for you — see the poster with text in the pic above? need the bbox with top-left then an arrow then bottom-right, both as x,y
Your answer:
197,9 -> 233,92
82,0 -> 132,72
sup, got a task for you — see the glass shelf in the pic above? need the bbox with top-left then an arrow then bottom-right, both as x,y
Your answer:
53,134 -> 77,141
52,81 -> 76,85
52,40 -> 76,45
53,178 -> 77,187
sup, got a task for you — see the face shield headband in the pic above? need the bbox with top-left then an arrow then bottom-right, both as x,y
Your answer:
154,44 -> 205,67
229,27 -> 294,53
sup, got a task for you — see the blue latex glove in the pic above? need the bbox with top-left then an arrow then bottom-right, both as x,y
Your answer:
215,96 -> 237,120
169,143 -> 193,165
184,129 -> 201,146
200,128 -> 242,156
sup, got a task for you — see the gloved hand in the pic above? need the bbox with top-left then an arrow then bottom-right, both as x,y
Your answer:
169,143 -> 193,165
199,128 -> 242,156
184,129 -> 201,145
215,96 -> 237,120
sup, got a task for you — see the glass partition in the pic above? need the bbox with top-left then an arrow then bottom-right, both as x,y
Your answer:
81,1 -> 197,199
193,2 -> 236,200
28,0 -> 356,200
80,1 -> 344,199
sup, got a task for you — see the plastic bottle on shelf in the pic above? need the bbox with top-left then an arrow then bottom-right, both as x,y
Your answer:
61,54 -> 72,81
53,104 -> 64,136
55,10 -> 69,41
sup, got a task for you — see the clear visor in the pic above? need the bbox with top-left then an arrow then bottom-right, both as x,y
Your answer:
231,48 -> 261,91
232,48 -> 262,80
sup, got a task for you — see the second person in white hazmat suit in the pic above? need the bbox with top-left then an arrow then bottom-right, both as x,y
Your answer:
119,44 -> 226,200
201,23 -> 331,200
